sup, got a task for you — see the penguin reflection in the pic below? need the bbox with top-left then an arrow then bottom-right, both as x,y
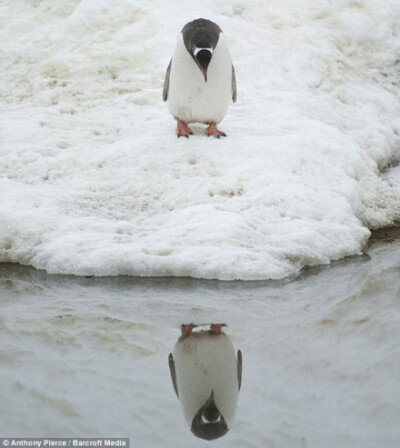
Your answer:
168,324 -> 242,440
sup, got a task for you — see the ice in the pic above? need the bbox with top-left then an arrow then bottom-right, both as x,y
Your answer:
1,0 -> 400,280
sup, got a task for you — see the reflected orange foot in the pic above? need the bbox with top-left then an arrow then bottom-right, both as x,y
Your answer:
210,323 -> 227,334
180,324 -> 197,338
206,123 -> 227,138
177,120 -> 193,138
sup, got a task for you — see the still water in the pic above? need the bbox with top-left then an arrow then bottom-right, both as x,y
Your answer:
0,235 -> 399,447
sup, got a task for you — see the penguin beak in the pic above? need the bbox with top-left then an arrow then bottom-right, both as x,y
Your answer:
202,391 -> 219,422
193,48 -> 213,82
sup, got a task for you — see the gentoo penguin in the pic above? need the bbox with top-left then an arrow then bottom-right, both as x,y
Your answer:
163,18 -> 237,138
168,324 -> 242,440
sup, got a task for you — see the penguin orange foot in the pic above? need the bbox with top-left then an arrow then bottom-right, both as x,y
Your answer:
210,323 -> 227,334
181,323 -> 198,338
177,120 -> 193,138
206,123 -> 226,138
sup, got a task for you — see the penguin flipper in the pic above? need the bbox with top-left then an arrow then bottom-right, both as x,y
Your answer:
231,64 -> 237,103
163,60 -> 172,102
237,349 -> 242,390
168,353 -> 179,397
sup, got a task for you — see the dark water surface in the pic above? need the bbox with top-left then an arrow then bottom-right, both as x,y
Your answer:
0,233 -> 399,447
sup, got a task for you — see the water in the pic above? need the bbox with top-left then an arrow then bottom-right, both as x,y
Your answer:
0,235 -> 399,447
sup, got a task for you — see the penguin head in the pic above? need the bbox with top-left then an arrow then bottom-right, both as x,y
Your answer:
190,391 -> 229,440
182,18 -> 222,82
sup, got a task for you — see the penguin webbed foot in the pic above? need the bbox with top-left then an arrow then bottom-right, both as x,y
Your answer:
205,123 -> 227,139
176,120 -> 193,138
210,323 -> 227,334
180,323 -> 198,338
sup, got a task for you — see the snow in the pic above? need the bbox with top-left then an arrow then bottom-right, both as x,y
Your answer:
0,0 -> 400,280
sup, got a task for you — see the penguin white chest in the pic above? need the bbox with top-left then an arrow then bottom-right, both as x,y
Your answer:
167,34 -> 232,124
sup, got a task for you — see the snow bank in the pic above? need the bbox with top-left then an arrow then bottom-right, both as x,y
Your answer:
0,0 -> 399,280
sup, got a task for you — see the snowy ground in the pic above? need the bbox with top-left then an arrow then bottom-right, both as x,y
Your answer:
0,238 -> 399,447
0,0 -> 400,280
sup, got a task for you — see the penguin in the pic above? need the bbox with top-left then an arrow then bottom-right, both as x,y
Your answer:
168,324 -> 242,440
163,18 -> 237,138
